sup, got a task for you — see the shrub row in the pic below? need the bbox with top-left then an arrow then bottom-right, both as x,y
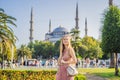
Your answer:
0,70 -> 86,80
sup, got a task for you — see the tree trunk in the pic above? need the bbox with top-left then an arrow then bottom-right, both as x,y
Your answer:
110,53 -> 115,68
115,53 -> 119,76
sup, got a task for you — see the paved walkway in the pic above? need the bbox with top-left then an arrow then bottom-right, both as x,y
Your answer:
85,74 -> 108,80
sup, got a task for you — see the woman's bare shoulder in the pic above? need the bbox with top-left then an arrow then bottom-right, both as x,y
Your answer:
68,47 -> 74,51
68,47 -> 73,50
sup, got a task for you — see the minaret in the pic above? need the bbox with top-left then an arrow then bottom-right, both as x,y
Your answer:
75,2 -> 79,30
85,18 -> 88,36
29,8 -> 34,42
49,19 -> 51,33
109,0 -> 113,6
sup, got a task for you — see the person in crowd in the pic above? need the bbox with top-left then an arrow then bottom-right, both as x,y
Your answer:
85,57 -> 90,68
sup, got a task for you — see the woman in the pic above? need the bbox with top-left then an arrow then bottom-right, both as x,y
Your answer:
56,35 -> 77,80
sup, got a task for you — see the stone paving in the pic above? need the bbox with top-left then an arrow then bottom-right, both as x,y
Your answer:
85,74 -> 108,80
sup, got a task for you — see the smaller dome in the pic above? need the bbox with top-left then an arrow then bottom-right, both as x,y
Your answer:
53,26 -> 68,33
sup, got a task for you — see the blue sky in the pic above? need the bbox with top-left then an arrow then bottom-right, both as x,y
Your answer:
0,0 -> 120,47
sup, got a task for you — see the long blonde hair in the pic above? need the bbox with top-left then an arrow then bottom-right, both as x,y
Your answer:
58,34 -> 72,63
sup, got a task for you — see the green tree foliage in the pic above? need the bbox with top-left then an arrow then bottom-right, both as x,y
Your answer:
70,28 -> 80,41
101,6 -> 120,53
78,45 -> 88,58
27,37 -> 102,61
101,6 -> 120,76
70,28 -> 82,58
17,45 -> 32,65
0,8 -> 17,61
54,40 -> 60,57
28,40 -> 55,59
17,45 -> 32,58
71,39 -> 82,58
81,36 -> 103,59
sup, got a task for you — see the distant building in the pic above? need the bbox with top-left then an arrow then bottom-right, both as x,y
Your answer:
45,3 -> 80,43
45,26 -> 69,43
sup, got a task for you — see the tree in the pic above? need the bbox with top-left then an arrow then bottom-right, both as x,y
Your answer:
0,8 -> 17,63
81,36 -> 103,59
29,40 -> 55,59
101,6 -> 120,76
77,44 -> 88,59
17,45 -> 32,65
70,28 -> 81,58
70,28 -> 80,41
71,39 -> 82,58
54,40 -> 60,57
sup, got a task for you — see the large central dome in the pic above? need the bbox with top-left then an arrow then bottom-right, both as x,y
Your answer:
45,25 -> 69,43
53,26 -> 68,33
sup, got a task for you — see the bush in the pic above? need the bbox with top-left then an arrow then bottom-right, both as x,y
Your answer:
74,74 -> 86,80
0,70 -> 86,80
0,70 -> 56,80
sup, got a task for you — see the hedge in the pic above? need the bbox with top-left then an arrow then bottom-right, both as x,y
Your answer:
0,70 -> 86,80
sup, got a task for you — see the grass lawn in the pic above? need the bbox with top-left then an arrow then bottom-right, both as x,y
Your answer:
78,68 -> 120,80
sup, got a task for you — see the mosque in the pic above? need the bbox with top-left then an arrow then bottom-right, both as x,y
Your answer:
29,3 -> 88,43
29,0 -> 114,43
44,3 -> 87,43
45,25 -> 69,43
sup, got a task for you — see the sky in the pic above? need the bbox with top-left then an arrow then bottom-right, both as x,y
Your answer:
0,0 -> 120,48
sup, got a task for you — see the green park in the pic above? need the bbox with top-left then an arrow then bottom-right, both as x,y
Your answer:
0,0 -> 120,80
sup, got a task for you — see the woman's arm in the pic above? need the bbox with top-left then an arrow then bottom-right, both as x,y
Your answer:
69,48 -> 77,64
57,57 -> 62,65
